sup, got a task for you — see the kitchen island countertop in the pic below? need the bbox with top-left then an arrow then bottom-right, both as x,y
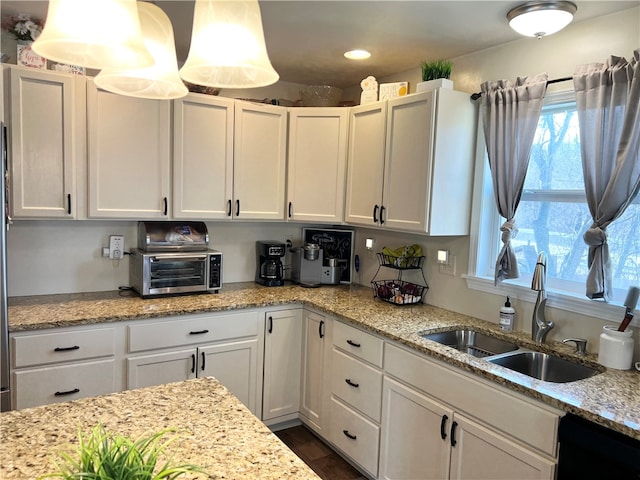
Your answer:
8,282 -> 640,441
0,377 -> 320,479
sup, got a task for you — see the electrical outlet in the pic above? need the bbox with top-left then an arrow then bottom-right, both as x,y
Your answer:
109,235 -> 125,260
283,234 -> 293,249
439,254 -> 456,276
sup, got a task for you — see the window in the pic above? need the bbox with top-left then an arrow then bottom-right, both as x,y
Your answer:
469,90 -> 640,313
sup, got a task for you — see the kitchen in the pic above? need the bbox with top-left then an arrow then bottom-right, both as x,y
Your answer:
1,1 -> 640,479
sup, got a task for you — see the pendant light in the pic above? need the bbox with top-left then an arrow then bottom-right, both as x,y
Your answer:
179,0 -> 279,89
32,0 -> 153,70
94,2 -> 188,100
507,1 -> 577,39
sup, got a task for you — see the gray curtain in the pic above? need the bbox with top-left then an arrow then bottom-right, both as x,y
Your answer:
481,74 -> 548,285
573,50 -> 640,301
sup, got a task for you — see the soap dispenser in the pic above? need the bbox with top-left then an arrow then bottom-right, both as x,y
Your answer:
499,296 -> 515,331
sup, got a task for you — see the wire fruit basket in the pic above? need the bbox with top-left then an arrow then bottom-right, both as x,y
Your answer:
372,279 -> 428,306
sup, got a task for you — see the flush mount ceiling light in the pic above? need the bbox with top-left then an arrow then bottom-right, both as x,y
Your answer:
179,0 -> 279,89
94,3 -> 188,100
32,0 -> 153,70
344,49 -> 371,60
507,1 -> 577,39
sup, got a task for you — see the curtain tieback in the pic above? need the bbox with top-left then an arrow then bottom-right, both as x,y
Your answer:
583,225 -> 607,247
500,219 -> 518,243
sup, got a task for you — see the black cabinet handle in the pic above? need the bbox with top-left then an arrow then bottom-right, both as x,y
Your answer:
345,378 -> 359,388
163,197 -> 168,216
235,199 -> 240,217
440,414 -> 448,440
380,205 -> 386,224
373,204 -> 379,223
189,329 -> 209,335
67,193 -> 71,215
343,430 -> 357,440
227,199 -> 232,217
288,202 -> 293,218
319,320 -> 325,339
268,316 -> 273,334
346,339 -> 361,348
191,353 -> 196,374
54,345 -> 80,352
55,388 -> 80,396
201,351 -> 206,371
450,421 -> 458,447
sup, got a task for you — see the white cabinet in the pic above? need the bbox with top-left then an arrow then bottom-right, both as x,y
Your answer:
286,107 -> 349,223
10,325 -> 121,409
126,311 -> 263,415
173,94 -> 234,219
86,79 -> 171,218
380,342 -> 560,480
299,310 -> 333,434
6,65 -> 83,219
262,309 -> 302,424
345,89 -> 475,235
232,101 -> 287,220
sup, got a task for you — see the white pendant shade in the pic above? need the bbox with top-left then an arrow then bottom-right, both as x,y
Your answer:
179,0 -> 279,89
94,3 -> 188,100
32,0 -> 153,70
507,1 -> 577,38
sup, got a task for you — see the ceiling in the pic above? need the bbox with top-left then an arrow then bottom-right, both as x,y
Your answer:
2,1 -> 638,89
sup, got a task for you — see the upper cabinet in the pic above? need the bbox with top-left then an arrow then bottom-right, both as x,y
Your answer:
286,107 -> 349,223
6,66 -> 84,219
86,79 -> 171,219
345,89 -> 475,235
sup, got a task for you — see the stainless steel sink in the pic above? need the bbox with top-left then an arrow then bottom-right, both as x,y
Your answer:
487,351 -> 600,383
422,329 -> 519,358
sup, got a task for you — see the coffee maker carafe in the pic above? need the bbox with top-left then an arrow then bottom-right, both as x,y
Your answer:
256,241 -> 286,286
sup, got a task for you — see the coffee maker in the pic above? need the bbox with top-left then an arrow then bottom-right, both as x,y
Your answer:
256,241 -> 286,286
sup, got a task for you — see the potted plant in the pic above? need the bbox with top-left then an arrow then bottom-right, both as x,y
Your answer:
417,59 -> 454,92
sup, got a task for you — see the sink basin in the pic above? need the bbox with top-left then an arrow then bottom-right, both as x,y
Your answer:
422,329 -> 519,358
488,351 -> 600,383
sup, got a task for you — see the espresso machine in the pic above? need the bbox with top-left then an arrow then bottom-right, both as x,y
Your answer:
256,241 -> 286,286
291,243 -> 343,287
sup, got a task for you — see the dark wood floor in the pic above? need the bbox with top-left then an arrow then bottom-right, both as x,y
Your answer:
275,425 -> 367,480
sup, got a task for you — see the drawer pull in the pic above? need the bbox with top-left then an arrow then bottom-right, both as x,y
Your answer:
55,388 -> 80,396
189,329 -> 209,335
343,429 -> 357,440
450,421 -> 458,447
440,414 -> 448,440
54,345 -> 80,352
346,339 -> 361,348
345,378 -> 360,388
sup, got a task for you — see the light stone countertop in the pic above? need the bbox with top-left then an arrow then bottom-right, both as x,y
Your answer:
8,282 -> 640,441
0,377 -> 321,479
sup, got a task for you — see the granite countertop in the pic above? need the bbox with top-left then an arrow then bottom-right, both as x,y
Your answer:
0,377 -> 320,479
8,282 -> 640,441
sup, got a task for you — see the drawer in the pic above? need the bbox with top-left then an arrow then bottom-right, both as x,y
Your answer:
384,342 -> 561,457
13,359 -> 116,409
128,311 -> 260,353
333,320 -> 383,367
12,328 -> 115,368
331,348 -> 382,422
328,397 -> 380,477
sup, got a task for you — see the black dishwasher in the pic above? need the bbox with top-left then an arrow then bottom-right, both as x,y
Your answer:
557,413 -> 640,479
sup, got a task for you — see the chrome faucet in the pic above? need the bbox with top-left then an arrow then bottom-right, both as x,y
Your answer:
531,252 -> 554,343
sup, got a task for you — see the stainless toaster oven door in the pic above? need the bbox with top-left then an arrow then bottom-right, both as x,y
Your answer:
147,254 -> 209,295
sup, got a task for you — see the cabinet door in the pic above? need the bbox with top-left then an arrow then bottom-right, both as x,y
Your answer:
173,94 -> 234,219
233,101 -> 287,220
382,91 -> 434,232
87,80 -> 171,218
379,377 -> 452,480
344,102 -> 386,227
287,108 -> 348,223
262,309 -> 302,423
9,66 -> 80,218
199,339 -> 260,415
450,413 -> 556,480
127,349 -> 196,389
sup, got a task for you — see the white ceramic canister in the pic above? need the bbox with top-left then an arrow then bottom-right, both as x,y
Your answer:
598,326 -> 634,370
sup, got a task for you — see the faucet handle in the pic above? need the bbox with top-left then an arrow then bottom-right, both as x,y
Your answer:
563,338 -> 588,355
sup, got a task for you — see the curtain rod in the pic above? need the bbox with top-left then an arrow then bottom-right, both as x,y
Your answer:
469,76 -> 573,100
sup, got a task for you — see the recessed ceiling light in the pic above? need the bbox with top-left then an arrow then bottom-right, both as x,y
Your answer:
344,49 -> 371,60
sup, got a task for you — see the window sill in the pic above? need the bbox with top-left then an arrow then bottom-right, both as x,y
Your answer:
463,274 -> 639,328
